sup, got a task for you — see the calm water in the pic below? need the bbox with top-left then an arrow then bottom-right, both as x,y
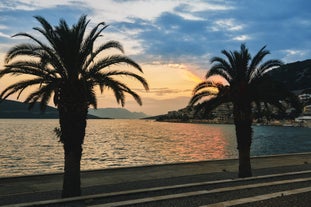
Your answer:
0,119 -> 310,177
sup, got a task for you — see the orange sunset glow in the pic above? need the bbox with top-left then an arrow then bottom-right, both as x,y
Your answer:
0,1 -> 311,205
0,0 -> 310,116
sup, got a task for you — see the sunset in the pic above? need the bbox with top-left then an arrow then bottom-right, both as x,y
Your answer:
1,0 -> 310,115
1,1 -> 311,206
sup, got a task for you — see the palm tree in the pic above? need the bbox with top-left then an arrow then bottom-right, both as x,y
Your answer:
0,15 -> 149,197
189,44 -> 301,177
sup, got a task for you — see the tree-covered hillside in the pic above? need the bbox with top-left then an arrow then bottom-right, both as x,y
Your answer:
270,59 -> 311,91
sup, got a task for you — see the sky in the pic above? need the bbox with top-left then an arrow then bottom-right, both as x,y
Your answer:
0,0 -> 310,116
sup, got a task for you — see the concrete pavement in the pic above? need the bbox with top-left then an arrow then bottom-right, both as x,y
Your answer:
1,152 -> 311,206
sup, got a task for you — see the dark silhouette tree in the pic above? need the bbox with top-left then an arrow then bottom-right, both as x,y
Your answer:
189,44 -> 301,177
0,15 -> 149,197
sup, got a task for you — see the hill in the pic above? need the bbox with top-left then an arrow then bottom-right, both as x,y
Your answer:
0,100 -> 148,119
0,99 -> 59,118
88,108 -> 148,119
270,59 -> 311,91
0,99 -> 100,119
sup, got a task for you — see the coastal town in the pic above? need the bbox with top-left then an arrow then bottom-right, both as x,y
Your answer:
157,92 -> 311,128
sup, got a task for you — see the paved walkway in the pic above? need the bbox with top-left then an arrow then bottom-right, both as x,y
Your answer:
1,152 -> 311,206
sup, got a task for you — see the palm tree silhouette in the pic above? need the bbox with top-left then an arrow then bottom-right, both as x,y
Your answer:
189,44 -> 301,177
0,15 -> 149,197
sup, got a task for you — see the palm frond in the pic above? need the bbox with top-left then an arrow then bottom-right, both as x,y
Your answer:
6,33 -> 46,61
8,32 -> 67,79
239,44 -> 251,78
82,41 -> 124,71
248,45 -> 269,73
87,86 -> 97,109
192,81 -> 215,94
2,61 -> 55,78
0,78 -> 46,100
249,59 -> 283,82
33,16 -> 59,49
189,90 -> 217,106
210,56 -> 233,75
24,83 -> 54,110
221,49 -> 237,74
5,44 -> 42,61
119,84 -> 143,106
93,74 -> 144,106
102,70 -> 149,90
91,75 -> 125,105
206,64 -> 232,83
89,55 -> 143,76
80,21 -> 108,65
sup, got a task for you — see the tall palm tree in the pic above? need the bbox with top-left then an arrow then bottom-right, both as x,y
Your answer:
0,15 -> 149,197
189,44 -> 301,177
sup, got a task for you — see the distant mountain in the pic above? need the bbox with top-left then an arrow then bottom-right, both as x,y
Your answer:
270,59 -> 311,91
88,108 -> 148,119
0,100 -> 147,119
0,99 -> 59,118
0,99 -> 99,119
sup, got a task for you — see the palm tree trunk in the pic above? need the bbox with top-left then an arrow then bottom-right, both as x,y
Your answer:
59,102 -> 88,198
233,102 -> 253,178
62,144 -> 82,197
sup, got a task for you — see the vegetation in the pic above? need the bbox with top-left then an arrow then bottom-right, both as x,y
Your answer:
189,44 -> 301,177
270,59 -> 311,91
0,15 -> 148,197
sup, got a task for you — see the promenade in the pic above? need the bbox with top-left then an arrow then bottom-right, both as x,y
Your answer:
1,152 -> 311,206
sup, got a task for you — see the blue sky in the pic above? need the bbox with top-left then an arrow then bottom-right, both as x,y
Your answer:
0,0 -> 310,115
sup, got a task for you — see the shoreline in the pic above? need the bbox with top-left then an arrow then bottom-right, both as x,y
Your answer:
155,118 -> 310,128
1,152 -> 311,206
1,152 -> 311,180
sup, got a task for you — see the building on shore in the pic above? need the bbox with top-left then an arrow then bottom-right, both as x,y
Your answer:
295,116 -> 311,127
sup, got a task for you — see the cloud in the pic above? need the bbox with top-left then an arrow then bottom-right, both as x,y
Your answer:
83,0 -> 178,23
212,18 -> 244,32
280,49 -> 308,63
222,0 -> 311,58
0,0 -> 77,11
1,3 -> 311,63
173,1 -> 234,20
2,0 -> 310,66
131,86 -> 192,98
117,12 -> 214,65
83,0 -> 234,23
149,87 -> 192,97
78,0 -> 237,67
0,32 -> 11,39
233,35 -> 251,41
109,0 -> 311,67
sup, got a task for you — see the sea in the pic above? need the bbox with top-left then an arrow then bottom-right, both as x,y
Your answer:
0,119 -> 311,177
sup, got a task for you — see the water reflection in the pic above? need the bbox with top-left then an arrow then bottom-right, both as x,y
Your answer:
0,119 -> 63,176
165,123 -> 231,160
1,119 -> 310,177
82,121 -> 237,170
